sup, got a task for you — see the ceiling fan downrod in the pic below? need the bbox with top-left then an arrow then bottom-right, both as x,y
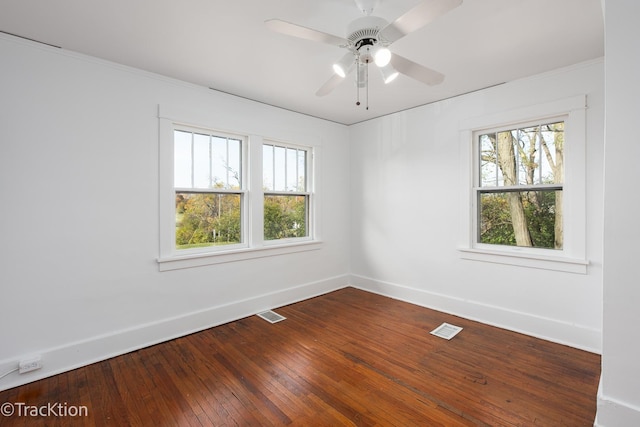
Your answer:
353,0 -> 381,16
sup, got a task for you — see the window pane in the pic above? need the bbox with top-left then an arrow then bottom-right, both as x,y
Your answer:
175,130 -> 243,191
193,133 -> 210,189
297,150 -> 307,192
286,148 -> 298,191
480,133 -> 498,187
273,146 -> 286,191
210,136 -> 227,188
517,126 -> 538,185
479,121 -> 564,189
478,190 -> 562,249
227,138 -> 242,189
175,192 -> 241,249
263,144 -> 274,191
263,144 -> 308,192
496,130 -> 516,186
264,195 -> 308,240
174,130 -> 192,188
540,122 -> 564,184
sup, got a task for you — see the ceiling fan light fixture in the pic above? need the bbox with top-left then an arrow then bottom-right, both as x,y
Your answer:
379,63 -> 399,84
333,53 -> 354,78
266,0 -> 458,105
373,45 -> 391,67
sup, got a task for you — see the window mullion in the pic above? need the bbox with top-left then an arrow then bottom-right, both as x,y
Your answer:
226,137 -> 230,188
476,184 -> 562,193
295,149 -> 299,191
190,132 -> 195,188
264,190 -> 310,196
537,125 -> 542,184
494,132 -> 499,187
174,187 -> 245,194
515,129 -> 520,186
209,134 -> 213,189
284,147 -> 288,191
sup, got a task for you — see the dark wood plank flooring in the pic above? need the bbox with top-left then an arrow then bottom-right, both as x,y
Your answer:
0,287 -> 601,426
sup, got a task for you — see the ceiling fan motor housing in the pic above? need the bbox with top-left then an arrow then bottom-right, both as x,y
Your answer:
347,16 -> 388,63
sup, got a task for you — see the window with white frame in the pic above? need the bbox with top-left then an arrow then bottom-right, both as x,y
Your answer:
475,119 -> 564,250
459,96 -> 588,273
157,105 -> 321,271
263,142 -> 311,241
173,128 -> 245,250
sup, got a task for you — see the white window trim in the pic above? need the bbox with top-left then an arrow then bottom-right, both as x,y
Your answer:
458,95 -> 588,274
157,241 -> 322,272
157,105 -> 322,271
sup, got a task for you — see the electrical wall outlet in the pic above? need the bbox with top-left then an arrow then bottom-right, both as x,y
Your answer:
19,356 -> 42,374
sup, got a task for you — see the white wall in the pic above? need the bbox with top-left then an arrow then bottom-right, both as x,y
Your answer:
350,60 -> 604,353
597,0 -> 640,424
0,34 -> 351,391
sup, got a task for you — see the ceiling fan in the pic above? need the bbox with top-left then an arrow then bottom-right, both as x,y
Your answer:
266,0 -> 463,108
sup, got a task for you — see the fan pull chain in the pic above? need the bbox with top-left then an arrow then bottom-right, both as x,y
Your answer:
366,63 -> 369,110
356,61 -> 361,106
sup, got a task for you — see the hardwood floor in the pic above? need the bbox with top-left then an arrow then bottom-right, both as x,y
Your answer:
0,288 -> 600,426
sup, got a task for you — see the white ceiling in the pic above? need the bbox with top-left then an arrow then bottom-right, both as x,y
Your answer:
0,0 -> 604,125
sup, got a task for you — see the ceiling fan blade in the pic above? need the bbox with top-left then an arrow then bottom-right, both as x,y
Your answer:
316,74 -> 345,97
379,0 -> 463,44
391,54 -> 445,86
265,19 -> 348,47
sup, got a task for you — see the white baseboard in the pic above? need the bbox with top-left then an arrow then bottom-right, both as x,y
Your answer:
596,394 -> 640,426
350,274 -> 601,353
0,275 -> 349,392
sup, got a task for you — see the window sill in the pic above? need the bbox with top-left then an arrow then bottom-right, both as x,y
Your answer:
458,247 -> 588,274
158,240 -> 323,271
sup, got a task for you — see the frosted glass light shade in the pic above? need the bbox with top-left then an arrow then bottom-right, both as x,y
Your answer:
333,53 -> 354,78
379,63 -> 399,83
373,46 -> 391,67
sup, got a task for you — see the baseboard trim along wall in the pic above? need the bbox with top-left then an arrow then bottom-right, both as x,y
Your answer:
0,275 -> 349,392
350,274 -> 602,354
0,273 -> 601,392
596,379 -> 640,427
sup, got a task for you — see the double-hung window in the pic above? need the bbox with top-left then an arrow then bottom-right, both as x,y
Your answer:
476,120 -> 564,250
459,95 -> 588,273
157,105 -> 321,271
263,142 -> 311,242
173,128 -> 245,251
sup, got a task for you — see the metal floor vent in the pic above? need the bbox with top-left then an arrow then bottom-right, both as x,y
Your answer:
430,323 -> 463,340
257,310 -> 286,324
